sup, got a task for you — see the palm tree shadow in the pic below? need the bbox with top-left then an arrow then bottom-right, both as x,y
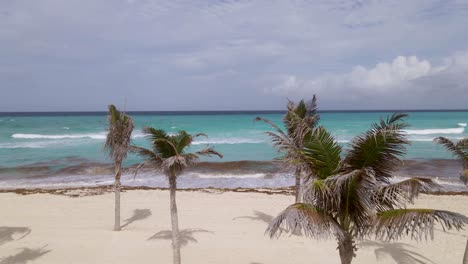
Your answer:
0,245 -> 51,264
121,209 -> 152,229
233,211 -> 299,235
148,228 -> 213,247
0,227 -> 31,246
233,211 -> 273,224
360,241 -> 435,264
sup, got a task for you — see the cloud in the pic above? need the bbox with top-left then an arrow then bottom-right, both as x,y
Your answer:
267,50 -> 468,109
0,0 -> 467,110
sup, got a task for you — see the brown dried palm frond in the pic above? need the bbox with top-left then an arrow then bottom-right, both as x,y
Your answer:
323,169 -> 377,232
373,178 -> 440,211
255,116 -> 310,171
104,105 -> 134,163
196,147 -> 224,159
266,203 -> 343,240
375,209 -> 468,241
344,113 -> 409,183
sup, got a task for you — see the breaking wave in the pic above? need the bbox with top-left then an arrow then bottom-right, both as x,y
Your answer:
11,133 -> 145,140
403,127 -> 464,135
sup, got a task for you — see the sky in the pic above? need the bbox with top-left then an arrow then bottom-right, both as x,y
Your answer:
1,0 -> 468,111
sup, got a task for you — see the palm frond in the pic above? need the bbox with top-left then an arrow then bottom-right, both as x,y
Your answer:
196,147 -> 224,159
305,94 -> 320,128
374,178 -> 440,211
104,104 -> 134,163
256,116 -> 313,172
301,178 -> 336,214
324,169 -> 377,233
255,117 -> 289,139
193,133 -> 208,138
142,127 -> 175,158
173,130 -> 193,154
456,138 -> 468,150
375,209 -> 468,241
434,137 -> 467,168
303,126 -> 342,179
344,113 -> 409,183
129,146 -> 162,165
266,203 -> 343,239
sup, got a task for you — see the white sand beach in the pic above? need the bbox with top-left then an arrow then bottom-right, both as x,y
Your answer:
0,190 -> 467,264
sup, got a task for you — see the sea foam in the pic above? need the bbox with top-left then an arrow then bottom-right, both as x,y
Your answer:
11,133 -> 145,140
403,127 -> 464,135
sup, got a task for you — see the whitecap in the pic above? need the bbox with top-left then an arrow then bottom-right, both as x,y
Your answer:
11,132 -> 145,140
403,127 -> 464,135
63,127 -> 70,130
458,123 -> 467,127
12,133 -> 108,140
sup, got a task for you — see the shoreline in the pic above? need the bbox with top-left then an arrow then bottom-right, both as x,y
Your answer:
1,159 -> 467,192
1,184 -> 467,197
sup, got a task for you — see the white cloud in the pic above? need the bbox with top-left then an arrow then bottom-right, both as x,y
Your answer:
268,50 -> 468,109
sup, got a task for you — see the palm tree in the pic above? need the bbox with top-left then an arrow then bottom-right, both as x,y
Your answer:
131,128 -> 222,264
256,96 -> 319,202
433,137 -> 468,184
104,104 -> 134,231
265,113 -> 468,264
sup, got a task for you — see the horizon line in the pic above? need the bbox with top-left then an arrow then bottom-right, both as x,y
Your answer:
1,109 -> 468,116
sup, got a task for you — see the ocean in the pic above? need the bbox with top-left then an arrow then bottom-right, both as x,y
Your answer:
0,111 -> 467,191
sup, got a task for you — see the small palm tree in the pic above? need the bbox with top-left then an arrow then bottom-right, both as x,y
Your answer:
433,137 -> 468,184
256,96 -> 319,202
132,128 -> 222,264
104,104 -> 134,231
265,113 -> 467,264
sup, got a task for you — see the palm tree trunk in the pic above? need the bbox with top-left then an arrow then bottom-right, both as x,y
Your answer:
338,233 -> 355,264
113,161 -> 122,231
463,239 -> 468,264
169,175 -> 181,264
294,168 -> 301,203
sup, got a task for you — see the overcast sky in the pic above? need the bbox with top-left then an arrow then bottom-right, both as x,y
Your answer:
1,0 -> 468,111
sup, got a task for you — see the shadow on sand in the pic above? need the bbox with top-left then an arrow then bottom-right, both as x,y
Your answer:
121,209 -> 152,229
233,211 -> 273,224
0,227 -> 31,246
360,241 -> 434,264
0,245 -> 51,264
148,228 -> 213,247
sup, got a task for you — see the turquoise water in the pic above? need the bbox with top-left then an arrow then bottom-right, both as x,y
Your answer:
0,111 -> 467,168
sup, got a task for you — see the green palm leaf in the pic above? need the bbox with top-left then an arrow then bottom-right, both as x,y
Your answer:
344,113 -> 409,183
303,126 -> 342,179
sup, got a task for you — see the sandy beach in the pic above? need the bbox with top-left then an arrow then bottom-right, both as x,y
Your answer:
0,190 -> 467,264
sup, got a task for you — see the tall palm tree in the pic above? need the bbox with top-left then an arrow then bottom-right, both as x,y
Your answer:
433,137 -> 468,184
132,128 -> 222,264
104,104 -> 134,231
265,113 -> 468,264
256,96 -> 319,202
